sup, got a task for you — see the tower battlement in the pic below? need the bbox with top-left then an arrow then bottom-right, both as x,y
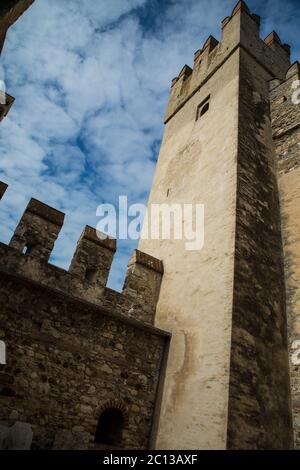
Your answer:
166,0 -> 291,123
0,182 -> 163,326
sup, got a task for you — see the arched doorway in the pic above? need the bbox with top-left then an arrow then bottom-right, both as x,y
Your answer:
94,407 -> 124,449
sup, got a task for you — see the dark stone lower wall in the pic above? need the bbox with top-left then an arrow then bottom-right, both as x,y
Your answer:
227,50 -> 293,449
270,72 -> 300,449
0,271 -> 169,450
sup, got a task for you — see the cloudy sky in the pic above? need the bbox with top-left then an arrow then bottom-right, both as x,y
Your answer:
0,0 -> 299,290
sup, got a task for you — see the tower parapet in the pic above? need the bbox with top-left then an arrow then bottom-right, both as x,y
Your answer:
165,0 -> 290,123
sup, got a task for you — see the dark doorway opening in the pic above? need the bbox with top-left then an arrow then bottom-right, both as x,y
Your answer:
95,408 -> 124,448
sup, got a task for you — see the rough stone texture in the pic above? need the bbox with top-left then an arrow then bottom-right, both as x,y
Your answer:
0,202 -> 164,325
0,266 -> 169,449
9,198 -> 65,262
270,63 -> 300,449
227,48 -> 293,450
0,193 -> 167,450
123,250 -> 164,325
0,422 -> 33,449
70,226 -> 116,290
139,1 -> 293,449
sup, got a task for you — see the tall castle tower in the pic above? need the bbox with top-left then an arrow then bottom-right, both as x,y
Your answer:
139,1 -> 296,449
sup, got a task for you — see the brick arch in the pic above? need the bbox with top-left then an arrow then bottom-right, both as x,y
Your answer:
96,399 -> 129,426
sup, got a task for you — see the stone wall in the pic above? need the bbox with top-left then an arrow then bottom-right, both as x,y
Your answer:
0,185 -> 169,449
227,48 -> 293,450
0,196 -> 164,326
139,0 -> 293,449
270,62 -> 300,448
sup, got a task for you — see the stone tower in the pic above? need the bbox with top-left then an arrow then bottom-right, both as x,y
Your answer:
139,1 -> 294,449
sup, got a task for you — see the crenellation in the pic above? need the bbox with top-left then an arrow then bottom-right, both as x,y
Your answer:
286,61 -> 300,80
264,31 -> 291,61
177,64 -> 193,81
231,0 -> 250,16
9,198 -> 65,262
165,0 -> 290,124
0,185 -> 163,326
264,31 -> 282,47
69,225 -> 116,295
122,250 -> 163,325
0,178 -> 169,449
202,35 -> 219,54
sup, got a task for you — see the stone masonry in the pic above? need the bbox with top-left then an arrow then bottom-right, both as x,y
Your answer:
0,188 -> 170,449
1,0 -> 300,451
139,0 -> 296,449
270,62 -> 300,448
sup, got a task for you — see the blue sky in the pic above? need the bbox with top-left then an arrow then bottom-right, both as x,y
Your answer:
0,0 -> 299,290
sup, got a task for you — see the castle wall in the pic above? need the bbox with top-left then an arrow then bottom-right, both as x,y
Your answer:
139,46 -> 240,451
270,63 -> 300,449
139,2 -> 293,449
0,270 -> 168,449
0,187 -> 169,449
227,48 -> 293,450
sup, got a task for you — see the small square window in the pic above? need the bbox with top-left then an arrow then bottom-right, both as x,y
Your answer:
196,95 -> 210,121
